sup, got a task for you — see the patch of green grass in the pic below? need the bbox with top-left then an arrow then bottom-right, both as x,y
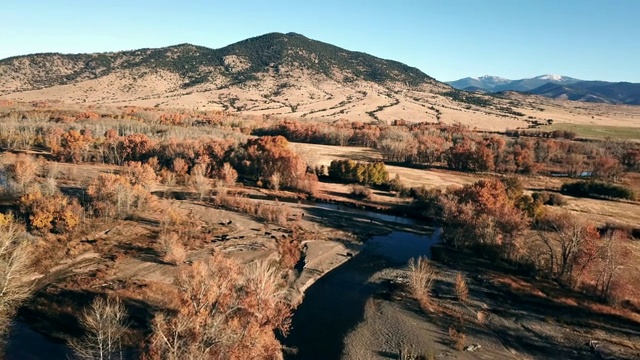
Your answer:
543,123 -> 640,140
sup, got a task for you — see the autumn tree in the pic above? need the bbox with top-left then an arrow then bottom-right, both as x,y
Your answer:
57,129 -> 93,163
216,162 -> 238,186
4,153 -> 39,194
119,133 -> 154,163
123,161 -> 157,190
233,136 -> 307,190
591,155 -> 622,181
19,189 -> 81,233
189,163 -> 210,200
87,174 -> 150,218
441,179 -> 529,258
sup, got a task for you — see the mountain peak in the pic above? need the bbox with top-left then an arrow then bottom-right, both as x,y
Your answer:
536,74 -> 564,81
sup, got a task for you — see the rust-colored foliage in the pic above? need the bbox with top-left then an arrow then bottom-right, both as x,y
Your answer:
441,179 -> 530,256
123,161 -> 157,189
54,129 -> 93,163
536,212 -> 600,285
235,136 -> 307,190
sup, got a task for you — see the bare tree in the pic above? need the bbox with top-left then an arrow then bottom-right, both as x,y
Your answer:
70,296 -> 128,360
0,218 -> 34,346
147,256 -> 290,360
537,212 -> 599,285
595,230 -> 629,302
189,164 -> 210,200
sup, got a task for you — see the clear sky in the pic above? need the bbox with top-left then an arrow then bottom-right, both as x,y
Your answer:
2,0 -> 639,82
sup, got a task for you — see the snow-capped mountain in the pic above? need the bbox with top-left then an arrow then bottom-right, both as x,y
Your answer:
446,74 -> 583,93
446,75 -> 511,92
446,74 -> 640,105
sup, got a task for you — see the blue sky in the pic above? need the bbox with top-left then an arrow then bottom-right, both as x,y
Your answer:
2,0 -> 639,82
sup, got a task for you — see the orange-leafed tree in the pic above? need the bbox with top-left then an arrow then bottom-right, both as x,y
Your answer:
234,136 -> 307,190
19,189 -> 81,233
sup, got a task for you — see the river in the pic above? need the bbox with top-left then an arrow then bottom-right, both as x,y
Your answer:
283,207 -> 441,359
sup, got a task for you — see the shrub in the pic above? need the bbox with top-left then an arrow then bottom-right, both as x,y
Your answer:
409,187 -> 444,219
407,257 -> 437,312
216,162 -> 238,186
561,181 -> 635,201
448,327 -> 466,351
532,192 -> 567,206
159,233 -> 187,265
277,234 -> 302,269
147,255 -> 291,359
350,185 -> 373,200
454,272 -> 469,302
389,174 -> 410,198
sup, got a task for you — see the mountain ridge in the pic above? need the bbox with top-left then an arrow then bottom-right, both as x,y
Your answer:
447,74 -> 583,93
448,74 -> 640,105
0,32 -> 436,94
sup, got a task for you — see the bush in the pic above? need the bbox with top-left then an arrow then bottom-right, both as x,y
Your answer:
159,233 -> 187,265
409,186 -> 444,219
561,181 -> 635,201
350,185 -> 373,200
407,257 -> 437,312
532,192 -> 567,206
328,159 -> 388,186
454,272 -> 469,302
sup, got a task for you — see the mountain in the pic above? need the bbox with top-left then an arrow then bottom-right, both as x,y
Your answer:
528,81 -> 640,105
446,75 -> 510,92
447,74 -> 583,93
0,32 -> 434,94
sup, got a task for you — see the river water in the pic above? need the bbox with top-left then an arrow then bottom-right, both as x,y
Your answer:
283,207 -> 441,359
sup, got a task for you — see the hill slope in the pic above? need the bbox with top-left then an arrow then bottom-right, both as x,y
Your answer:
0,32 -> 434,93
